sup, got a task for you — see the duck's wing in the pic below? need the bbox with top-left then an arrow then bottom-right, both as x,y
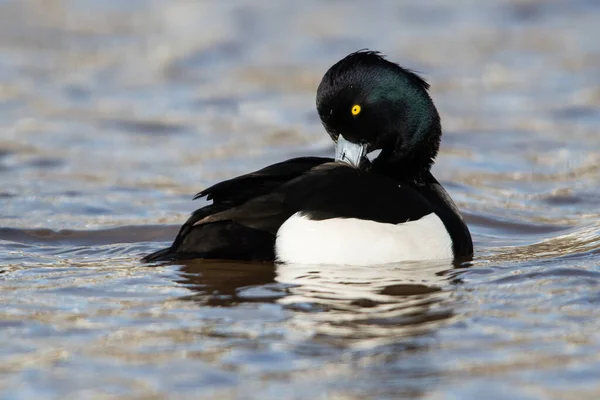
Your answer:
142,157 -> 331,262
194,156 -> 331,205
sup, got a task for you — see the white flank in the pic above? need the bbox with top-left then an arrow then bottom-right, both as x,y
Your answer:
275,212 -> 453,265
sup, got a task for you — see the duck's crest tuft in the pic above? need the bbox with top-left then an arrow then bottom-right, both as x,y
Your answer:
328,49 -> 431,91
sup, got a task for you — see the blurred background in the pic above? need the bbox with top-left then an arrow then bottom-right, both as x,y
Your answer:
1,0 -> 600,398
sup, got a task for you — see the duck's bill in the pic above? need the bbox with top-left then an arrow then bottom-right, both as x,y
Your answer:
335,135 -> 368,168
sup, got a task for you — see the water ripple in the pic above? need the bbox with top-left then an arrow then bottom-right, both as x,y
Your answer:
1,0 -> 600,398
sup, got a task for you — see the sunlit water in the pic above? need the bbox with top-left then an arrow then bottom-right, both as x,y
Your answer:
1,0 -> 600,398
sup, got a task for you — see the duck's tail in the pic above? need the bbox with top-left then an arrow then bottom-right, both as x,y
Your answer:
141,247 -> 174,263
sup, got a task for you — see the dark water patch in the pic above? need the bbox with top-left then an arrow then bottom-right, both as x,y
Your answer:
501,0 -> 600,24
99,119 -> 190,136
349,298 -> 381,308
537,189 -> 600,216
552,105 -> 600,120
61,190 -> 84,197
0,148 -> 15,171
540,188 -> 589,206
0,191 -> 17,198
25,157 -> 64,169
504,1 -> 547,22
179,41 -> 243,67
165,41 -> 245,81
63,83 -> 92,102
192,96 -> 240,112
464,211 -> 572,236
0,147 -> 15,158
380,284 -> 442,296
0,225 -> 180,246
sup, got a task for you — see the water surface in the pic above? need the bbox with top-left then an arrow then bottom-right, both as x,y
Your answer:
1,0 -> 600,398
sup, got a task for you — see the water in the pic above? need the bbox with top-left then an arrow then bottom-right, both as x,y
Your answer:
1,0 -> 600,398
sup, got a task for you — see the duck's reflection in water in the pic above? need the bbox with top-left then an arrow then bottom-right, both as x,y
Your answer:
275,261 -> 458,343
174,260 -> 279,306
175,259 -> 460,342
172,259 -> 461,396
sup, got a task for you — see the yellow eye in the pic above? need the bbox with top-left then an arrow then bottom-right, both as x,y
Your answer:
351,104 -> 361,116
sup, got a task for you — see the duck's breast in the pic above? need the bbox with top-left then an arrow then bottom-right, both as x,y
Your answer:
275,212 -> 453,265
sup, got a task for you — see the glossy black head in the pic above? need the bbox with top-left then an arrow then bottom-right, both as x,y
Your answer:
316,50 -> 442,174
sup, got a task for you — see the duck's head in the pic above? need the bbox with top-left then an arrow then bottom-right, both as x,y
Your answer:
316,50 -> 441,177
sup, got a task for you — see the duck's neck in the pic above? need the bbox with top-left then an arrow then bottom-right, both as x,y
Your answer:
372,100 -> 442,183
370,132 -> 440,184
370,150 -> 430,183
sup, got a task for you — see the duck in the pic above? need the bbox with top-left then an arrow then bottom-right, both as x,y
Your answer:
143,50 -> 473,265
